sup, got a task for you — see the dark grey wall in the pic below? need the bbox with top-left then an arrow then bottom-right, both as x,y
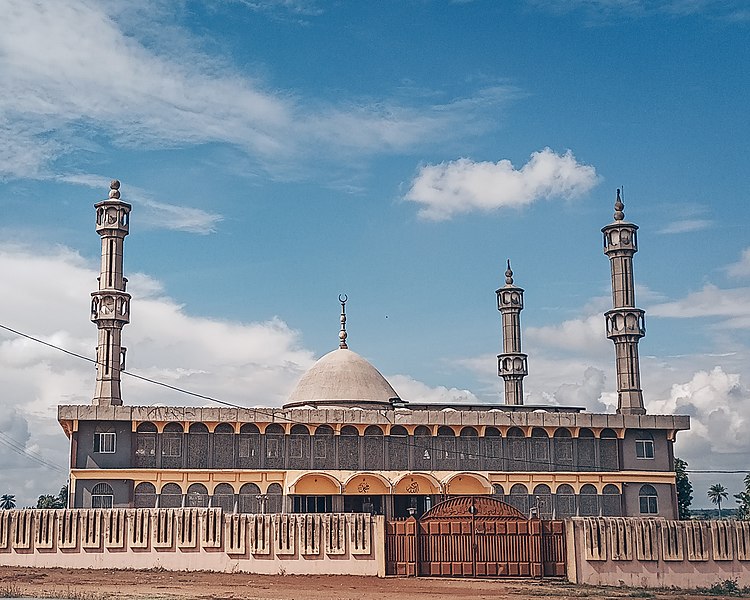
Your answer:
620,429 -> 673,471
75,420 -> 132,469
74,478 -> 133,509
622,482 -> 676,519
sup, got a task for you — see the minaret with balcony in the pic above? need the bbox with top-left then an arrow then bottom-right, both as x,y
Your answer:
91,180 -> 131,406
602,189 -> 646,415
496,260 -> 528,405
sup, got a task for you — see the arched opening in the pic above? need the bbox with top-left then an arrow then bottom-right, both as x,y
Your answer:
160,483 -> 183,508
161,423 -> 184,469
185,483 -> 209,507
532,484 -> 553,518
213,423 -> 235,469
134,482 -> 156,508
289,424 -> 311,470
387,425 -> 408,470
135,422 -> 157,468
238,482 -> 261,514
458,427 -> 479,469
492,483 -> 505,503
343,473 -> 390,515
508,483 -> 529,516
554,484 -> 576,518
579,484 -> 599,516
507,427 -> 526,471
412,426 -> 433,471
364,425 -> 385,470
600,428 -> 619,470
338,425 -> 359,470
263,424 -> 284,469
530,428 -> 550,471
444,472 -> 491,495
266,483 -> 283,513
212,483 -> 235,513
483,427 -> 503,470
553,428 -> 573,471
602,484 -> 622,516
393,473 -> 441,519
436,426 -> 456,470
577,428 -> 596,472
313,425 -> 335,470
187,423 -> 209,469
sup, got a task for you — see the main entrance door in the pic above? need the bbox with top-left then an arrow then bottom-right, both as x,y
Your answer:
385,496 -> 566,577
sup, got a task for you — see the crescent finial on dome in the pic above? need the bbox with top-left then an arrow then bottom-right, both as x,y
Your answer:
338,294 -> 348,349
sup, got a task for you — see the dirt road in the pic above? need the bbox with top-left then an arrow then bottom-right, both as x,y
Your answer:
0,567 -> 726,600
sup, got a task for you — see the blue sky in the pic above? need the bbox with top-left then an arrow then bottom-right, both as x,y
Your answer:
0,0 -> 749,507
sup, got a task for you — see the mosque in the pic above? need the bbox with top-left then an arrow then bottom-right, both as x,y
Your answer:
57,181 -> 689,519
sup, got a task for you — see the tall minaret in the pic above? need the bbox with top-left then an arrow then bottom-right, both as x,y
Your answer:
496,260 -> 528,405
90,180 -> 131,406
602,189 -> 646,415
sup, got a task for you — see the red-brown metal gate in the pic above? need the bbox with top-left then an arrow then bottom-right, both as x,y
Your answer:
385,496 -> 566,577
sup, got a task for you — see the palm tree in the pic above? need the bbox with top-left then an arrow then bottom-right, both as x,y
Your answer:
708,483 -> 729,518
0,494 -> 15,510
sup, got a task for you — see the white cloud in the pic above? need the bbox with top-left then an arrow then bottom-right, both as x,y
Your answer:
727,248 -> 750,279
388,375 -> 480,405
650,284 -> 750,328
404,148 -> 599,221
0,0 -> 511,180
0,243 -> 315,505
657,219 -> 713,234
526,313 -> 610,356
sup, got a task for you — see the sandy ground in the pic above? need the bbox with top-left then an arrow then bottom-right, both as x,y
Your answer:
0,567 -> 733,600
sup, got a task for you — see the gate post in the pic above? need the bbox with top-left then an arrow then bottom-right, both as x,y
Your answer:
408,512 -> 419,577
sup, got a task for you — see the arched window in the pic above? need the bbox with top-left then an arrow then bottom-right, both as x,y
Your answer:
237,423 -> 260,469
553,428 -> 573,471
600,429 -> 619,470
160,483 -> 183,508
387,426 -> 408,470
134,482 -> 156,508
266,483 -> 283,514
436,426 -> 456,470
289,425 -> 310,469
135,422 -> 157,468
338,426 -> 360,470
458,427 -> 479,469
530,428 -> 550,471
602,484 -> 622,516
639,484 -> 658,515
313,425 -> 335,470
213,423 -> 235,469
212,483 -> 235,513
508,483 -> 529,516
492,483 -> 505,502
579,484 -> 599,516
507,427 -> 526,471
635,431 -> 655,460
186,483 -> 209,508
91,482 -> 114,509
161,423 -> 184,469
554,484 -> 576,518
187,423 -> 209,469
238,483 -> 261,514
577,428 -> 596,472
264,424 -> 284,469
482,427 -> 503,471
532,484 -> 553,518
412,426 -> 433,471
364,425 -> 385,470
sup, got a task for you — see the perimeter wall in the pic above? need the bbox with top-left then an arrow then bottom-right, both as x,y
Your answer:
566,517 -> 750,588
0,508 -> 384,576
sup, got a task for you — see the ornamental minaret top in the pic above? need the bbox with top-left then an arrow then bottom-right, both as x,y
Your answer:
602,189 -> 646,415
338,294 -> 348,349
496,260 -> 528,405
90,180 -> 132,406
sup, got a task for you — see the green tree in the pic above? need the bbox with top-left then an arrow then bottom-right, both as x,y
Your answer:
707,483 -> 729,518
58,484 -> 68,509
674,458 -> 693,520
36,494 -> 63,509
0,494 -> 15,509
734,474 -> 750,521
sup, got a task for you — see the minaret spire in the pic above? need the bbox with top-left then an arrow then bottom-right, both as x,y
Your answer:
338,294 -> 348,349
496,260 -> 528,405
602,189 -> 646,415
91,180 -> 131,406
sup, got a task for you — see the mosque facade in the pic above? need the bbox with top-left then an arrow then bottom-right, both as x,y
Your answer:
58,182 -> 689,519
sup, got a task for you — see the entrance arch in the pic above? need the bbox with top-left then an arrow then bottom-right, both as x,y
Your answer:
443,472 -> 492,495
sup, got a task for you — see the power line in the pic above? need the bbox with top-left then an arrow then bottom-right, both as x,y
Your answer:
1,321 -> 733,476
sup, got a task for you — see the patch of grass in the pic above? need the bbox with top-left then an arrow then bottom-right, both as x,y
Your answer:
696,579 -> 750,597
626,591 -> 655,598
0,583 -> 21,598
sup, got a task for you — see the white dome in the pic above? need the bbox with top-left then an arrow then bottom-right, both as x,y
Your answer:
286,348 -> 399,406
